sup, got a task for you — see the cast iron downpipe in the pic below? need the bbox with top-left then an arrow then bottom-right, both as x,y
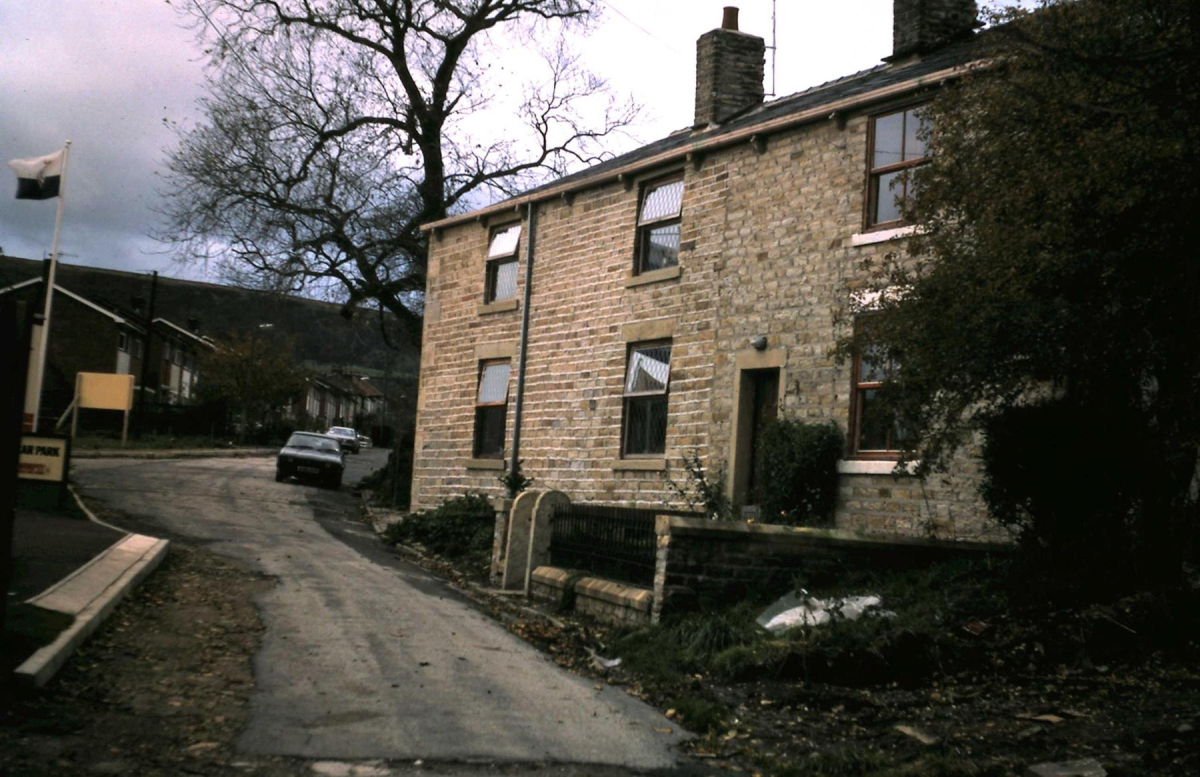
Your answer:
509,201 -> 537,480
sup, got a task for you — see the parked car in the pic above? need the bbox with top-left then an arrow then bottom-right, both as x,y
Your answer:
325,426 -> 360,454
276,432 -> 345,489
357,434 -> 372,449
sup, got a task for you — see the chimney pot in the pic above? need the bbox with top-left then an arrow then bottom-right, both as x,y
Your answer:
721,6 -> 739,31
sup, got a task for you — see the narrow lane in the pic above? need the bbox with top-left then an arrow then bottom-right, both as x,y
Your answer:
71,454 -> 687,768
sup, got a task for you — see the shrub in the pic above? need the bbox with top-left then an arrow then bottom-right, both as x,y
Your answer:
981,400 -> 1176,595
498,459 -> 535,498
663,450 -> 732,519
755,419 -> 843,526
382,493 -> 495,562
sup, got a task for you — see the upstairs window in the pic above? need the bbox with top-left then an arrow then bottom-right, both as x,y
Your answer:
485,223 -> 521,303
635,177 -> 683,274
849,339 -> 907,458
622,342 -> 672,456
117,331 -> 129,352
867,106 -> 930,228
473,359 -> 511,458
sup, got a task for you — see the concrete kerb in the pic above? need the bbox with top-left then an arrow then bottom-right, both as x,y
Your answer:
15,533 -> 170,687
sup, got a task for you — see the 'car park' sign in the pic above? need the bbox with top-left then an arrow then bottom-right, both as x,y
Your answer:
18,435 -> 70,483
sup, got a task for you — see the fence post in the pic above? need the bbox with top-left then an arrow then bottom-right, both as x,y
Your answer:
525,490 -> 569,594
501,490 -> 540,590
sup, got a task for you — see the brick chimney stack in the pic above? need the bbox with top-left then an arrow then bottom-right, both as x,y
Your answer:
890,0 -> 978,60
694,6 -> 765,129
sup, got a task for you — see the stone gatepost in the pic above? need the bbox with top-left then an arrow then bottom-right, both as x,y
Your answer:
501,491 -> 541,590
525,491 -> 569,594
489,496 -> 513,588
652,515 -> 672,623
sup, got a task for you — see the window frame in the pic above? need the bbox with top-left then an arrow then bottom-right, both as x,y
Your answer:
472,358 -> 511,459
864,103 -> 930,231
847,332 -> 903,460
633,174 -> 684,276
117,331 -> 129,352
484,222 -> 521,305
621,339 -> 673,458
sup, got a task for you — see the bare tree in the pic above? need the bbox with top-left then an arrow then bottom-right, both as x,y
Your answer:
159,0 -> 637,334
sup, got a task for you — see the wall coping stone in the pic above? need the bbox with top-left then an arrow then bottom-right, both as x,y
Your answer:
575,576 -> 653,612
662,515 -> 1011,554
531,565 -> 574,587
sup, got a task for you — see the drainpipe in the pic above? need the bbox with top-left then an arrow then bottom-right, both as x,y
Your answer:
509,201 -> 537,480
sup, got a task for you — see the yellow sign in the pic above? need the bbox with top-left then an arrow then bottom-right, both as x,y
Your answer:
77,372 -> 135,411
19,435 -> 69,483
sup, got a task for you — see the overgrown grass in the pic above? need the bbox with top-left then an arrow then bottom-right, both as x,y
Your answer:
614,558 -> 1014,691
381,493 -> 494,567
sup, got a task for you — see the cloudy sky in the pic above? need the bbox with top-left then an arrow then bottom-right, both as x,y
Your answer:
0,1 -> 907,281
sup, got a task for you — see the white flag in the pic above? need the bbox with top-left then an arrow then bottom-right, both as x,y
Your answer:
9,150 -> 65,200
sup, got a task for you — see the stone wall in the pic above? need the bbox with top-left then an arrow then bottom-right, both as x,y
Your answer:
653,516 -> 1009,620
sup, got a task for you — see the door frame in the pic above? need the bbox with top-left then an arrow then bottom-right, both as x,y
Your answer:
726,348 -> 787,511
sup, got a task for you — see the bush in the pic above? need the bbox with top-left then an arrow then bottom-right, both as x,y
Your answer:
981,400 -> 1177,595
382,493 -> 495,562
755,419 -> 843,526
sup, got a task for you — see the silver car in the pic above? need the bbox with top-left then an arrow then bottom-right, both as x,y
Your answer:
325,426 -> 360,454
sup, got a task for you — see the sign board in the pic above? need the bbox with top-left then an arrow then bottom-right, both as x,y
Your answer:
77,372 -> 135,411
18,434 -> 70,483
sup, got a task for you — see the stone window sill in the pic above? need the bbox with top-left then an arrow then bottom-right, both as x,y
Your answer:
478,298 -> 519,315
464,457 -> 505,470
849,225 -> 917,247
624,265 -> 681,288
837,459 -> 918,476
609,458 -> 667,472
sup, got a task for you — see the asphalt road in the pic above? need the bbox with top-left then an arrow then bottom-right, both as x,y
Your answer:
71,451 -> 688,770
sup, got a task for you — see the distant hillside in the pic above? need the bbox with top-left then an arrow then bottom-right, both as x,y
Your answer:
0,255 -> 419,374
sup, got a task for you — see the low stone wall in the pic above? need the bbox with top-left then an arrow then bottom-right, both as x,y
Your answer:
653,516 -> 1010,620
530,566 -> 653,625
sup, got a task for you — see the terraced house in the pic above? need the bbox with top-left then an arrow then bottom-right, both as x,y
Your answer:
412,0 -> 999,541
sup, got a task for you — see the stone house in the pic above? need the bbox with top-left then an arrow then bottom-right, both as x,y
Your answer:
299,372 -> 385,430
411,0 -> 999,541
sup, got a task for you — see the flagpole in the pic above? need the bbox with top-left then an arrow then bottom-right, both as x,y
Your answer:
28,140 -> 71,433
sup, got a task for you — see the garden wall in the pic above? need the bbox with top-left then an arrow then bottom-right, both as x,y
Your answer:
653,516 -> 1010,621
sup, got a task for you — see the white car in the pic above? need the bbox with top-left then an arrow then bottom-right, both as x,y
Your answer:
325,426 -> 360,454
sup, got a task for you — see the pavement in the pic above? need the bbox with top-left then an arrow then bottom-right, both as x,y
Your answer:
5,493 -> 169,687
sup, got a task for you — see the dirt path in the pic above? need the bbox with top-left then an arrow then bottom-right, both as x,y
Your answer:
1,542 -> 269,776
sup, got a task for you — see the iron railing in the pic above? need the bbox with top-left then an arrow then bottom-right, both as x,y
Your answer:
548,504 -> 699,587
